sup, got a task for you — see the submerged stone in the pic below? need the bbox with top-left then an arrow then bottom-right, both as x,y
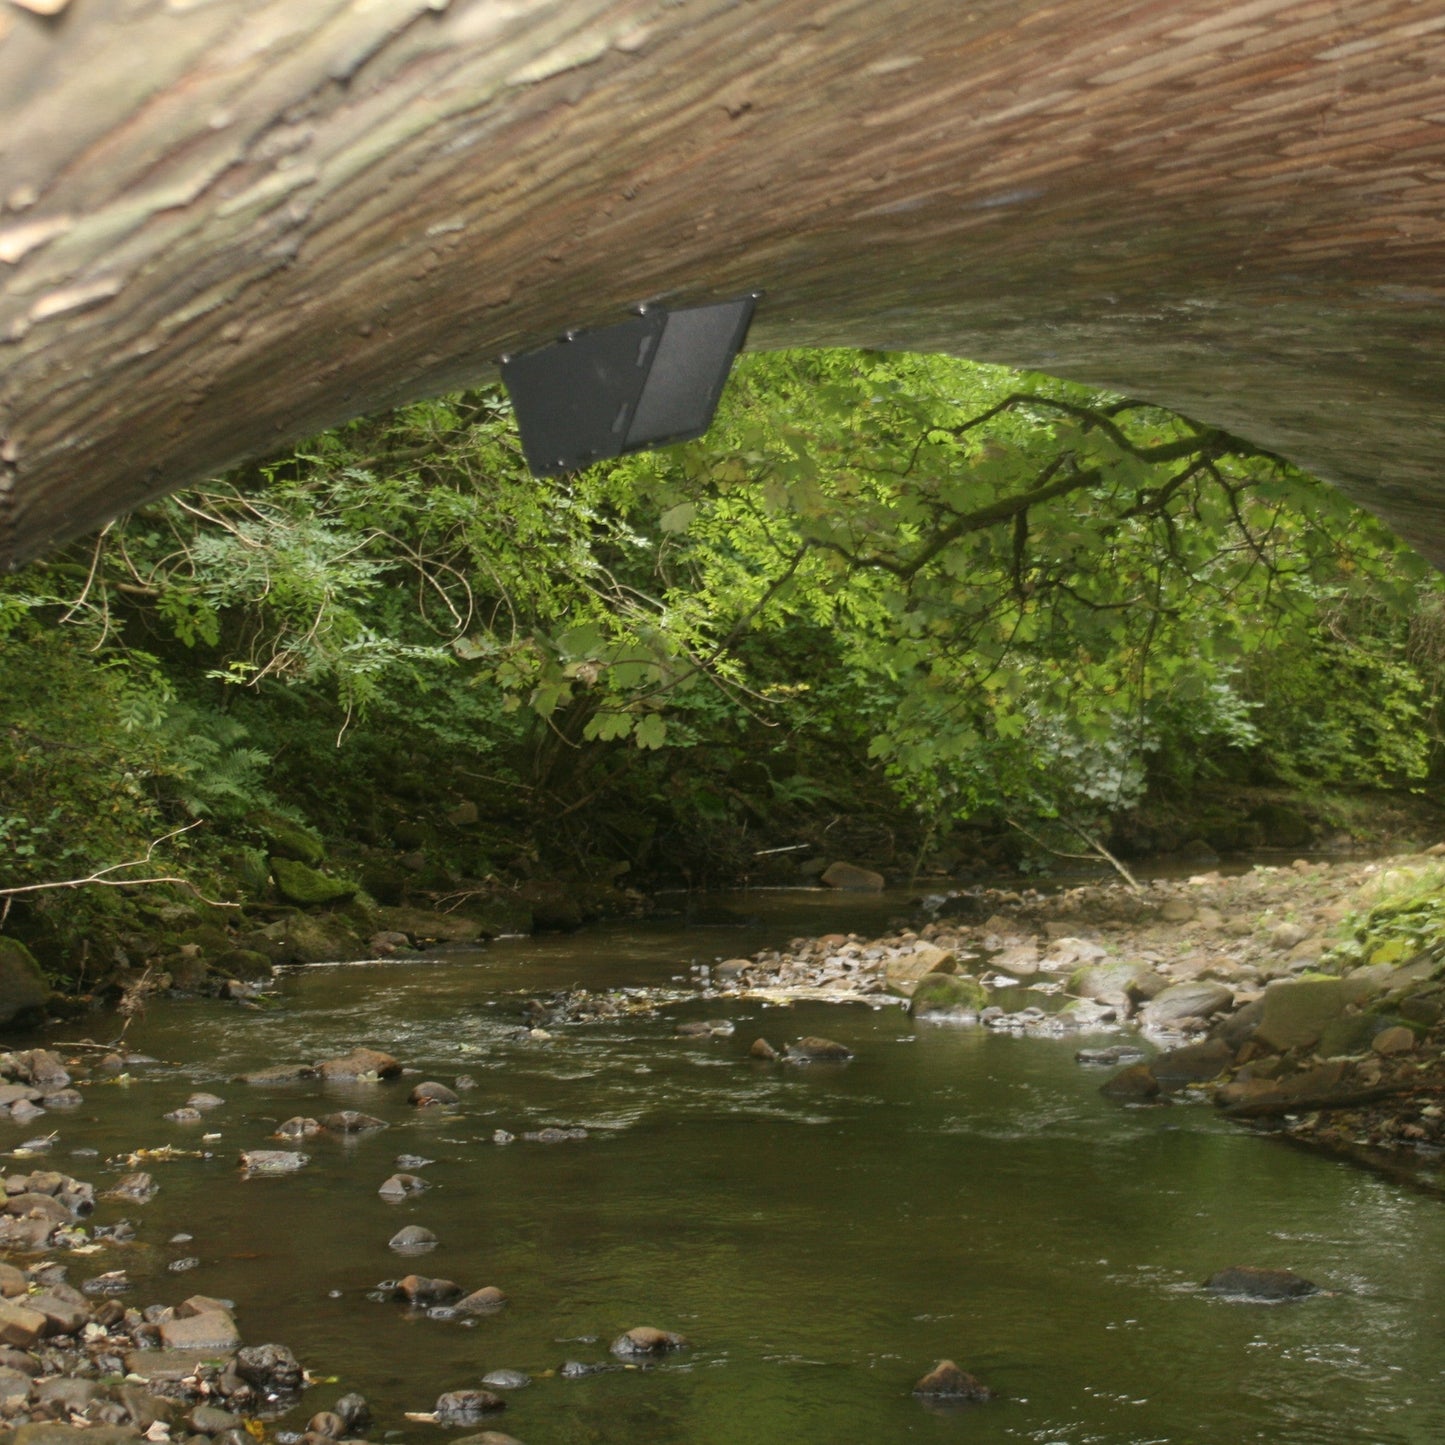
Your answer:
912,1359 -> 995,1400
1203,1266 -> 1318,1302
239,1150 -> 309,1175
433,1389 -> 506,1423
1099,1063 -> 1160,1102
783,1036 -> 854,1062
610,1326 -> 690,1357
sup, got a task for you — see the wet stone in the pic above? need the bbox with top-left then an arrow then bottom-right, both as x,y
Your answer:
186,1094 -> 225,1111
159,1309 -> 240,1353
27,1291 -> 88,1335
239,1150 -> 309,1176
236,1065 -> 318,1085
912,1359 -> 995,1400
480,1370 -> 529,1390
1149,1038 -> 1234,1089
82,1271 -> 132,1296
333,1394 -> 371,1433
560,1359 -> 610,1378
782,1036 -> 853,1063
234,1343 -> 304,1393
748,1037 -> 779,1061
1076,1045 -> 1147,1067
408,1082 -> 459,1107
315,1049 -> 401,1081
275,1118 -> 321,1141
0,1299 -> 47,1348
377,1174 -> 428,1201
320,1112 -> 387,1133
106,1173 -> 156,1203
388,1226 -> 437,1254
433,1389 -> 505,1424
1099,1063 -> 1160,1101
164,1108 -> 204,1125
306,1410 -> 346,1438
395,1154 -> 433,1170
169,1257 -> 200,1273
191,1405 -> 241,1434
610,1326 -> 690,1357
393,1275 -> 461,1304
454,1286 -> 507,1315
521,1127 -> 586,1143
1372,1025 -> 1417,1056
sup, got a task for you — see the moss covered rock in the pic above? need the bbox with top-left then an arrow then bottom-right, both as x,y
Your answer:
272,913 -> 367,965
0,938 -> 50,1026
1256,975 -> 1348,1051
213,948 -> 274,981
271,858 -> 357,907
1317,1012 -> 1379,1058
372,907 -> 485,946
909,972 -> 988,1017
250,810 -> 326,867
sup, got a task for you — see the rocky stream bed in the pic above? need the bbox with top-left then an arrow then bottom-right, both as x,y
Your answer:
0,853 -> 1441,1443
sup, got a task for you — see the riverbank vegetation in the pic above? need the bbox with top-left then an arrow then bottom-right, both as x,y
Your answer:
3,350 -> 1444,990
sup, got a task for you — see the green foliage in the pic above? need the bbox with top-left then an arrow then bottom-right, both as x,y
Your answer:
1324,862 -> 1445,971
2,345 -> 1443,949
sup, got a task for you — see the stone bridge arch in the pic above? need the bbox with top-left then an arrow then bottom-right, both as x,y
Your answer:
2,0 -> 1444,569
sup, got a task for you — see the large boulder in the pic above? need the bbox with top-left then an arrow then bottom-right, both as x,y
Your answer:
909,972 -> 988,1018
271,858 -> 357,907
1149,1038 -> 1234,1089
886,944 -> 957,996
820,861 -> 886,892
250,811 -> 326,867
371,907 -> 484,946
1255,976 -> 1349,1051
316,1047 -> 401,1080
0,939 -> 50,1027
268,913 -> 367,965
1069,960 -> 1145,1009
1138,980 -> 1234,1030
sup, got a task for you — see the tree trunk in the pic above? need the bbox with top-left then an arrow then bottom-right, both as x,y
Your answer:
3,0 -> 1445,568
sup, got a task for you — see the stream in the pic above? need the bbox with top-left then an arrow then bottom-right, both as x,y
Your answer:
22,890 -> 1445,1444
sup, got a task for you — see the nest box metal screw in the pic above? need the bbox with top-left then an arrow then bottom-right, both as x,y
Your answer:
500,295 -> 758,477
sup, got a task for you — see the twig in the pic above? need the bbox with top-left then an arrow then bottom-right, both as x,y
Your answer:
1005,817 -> 1142,892
0,822 -> 238,908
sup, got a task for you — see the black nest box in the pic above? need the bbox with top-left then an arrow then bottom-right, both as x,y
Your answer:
500,295 -> 758,478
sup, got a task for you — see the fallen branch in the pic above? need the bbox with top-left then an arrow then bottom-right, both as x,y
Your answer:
1005,817 -> 1142,892
0,821 -> 238,915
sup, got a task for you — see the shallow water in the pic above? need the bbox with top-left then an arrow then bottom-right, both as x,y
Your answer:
27,891 -> 1445,1445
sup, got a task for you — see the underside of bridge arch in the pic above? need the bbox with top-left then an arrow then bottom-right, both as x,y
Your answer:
2,0 -> 1444,570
